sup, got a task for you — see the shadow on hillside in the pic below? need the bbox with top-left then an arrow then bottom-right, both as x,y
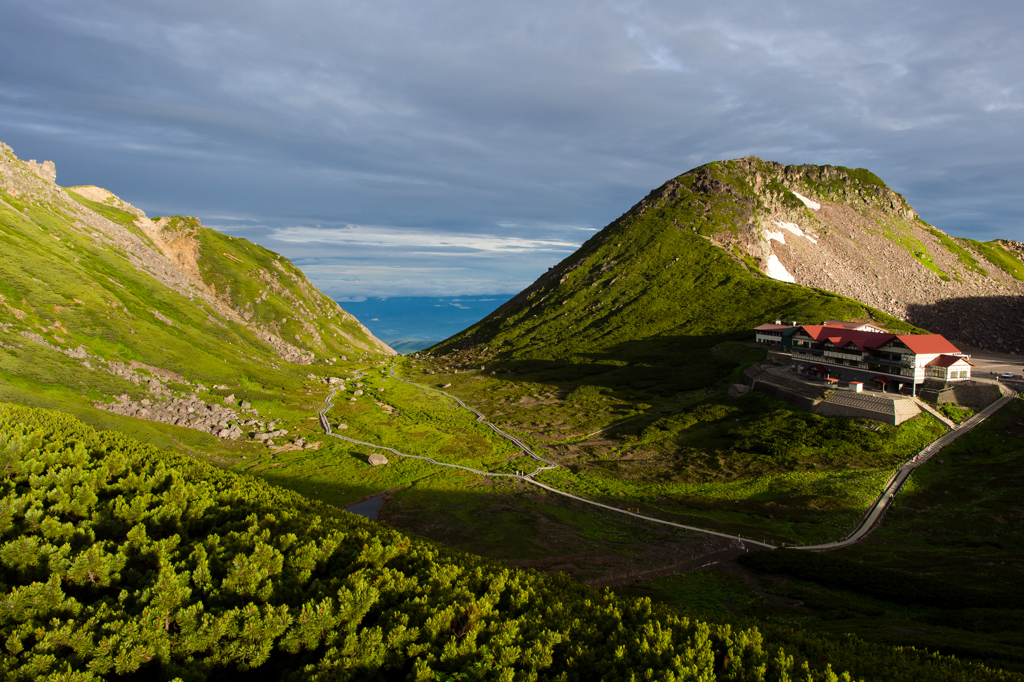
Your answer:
486,330 -> 760,400
905,295 -> 1024,355
251,466 -> 751,572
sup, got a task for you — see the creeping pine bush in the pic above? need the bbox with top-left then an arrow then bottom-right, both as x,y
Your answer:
565,384 -> 602,403
0,403 -> 857,682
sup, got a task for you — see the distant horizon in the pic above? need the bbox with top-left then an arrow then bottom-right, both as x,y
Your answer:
338,295 -> 514,349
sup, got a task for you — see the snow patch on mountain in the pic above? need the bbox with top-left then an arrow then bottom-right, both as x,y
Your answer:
765,254 -> 796,283
775,221 -> 818,245
792,191 -> 821,210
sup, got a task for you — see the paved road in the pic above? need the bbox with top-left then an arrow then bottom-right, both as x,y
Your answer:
970,353 -> 1024,379
318,364 -> 1016,556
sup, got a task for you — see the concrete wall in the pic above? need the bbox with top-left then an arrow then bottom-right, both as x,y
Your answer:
753,376 -> 921,425
919,381 -> 1002,409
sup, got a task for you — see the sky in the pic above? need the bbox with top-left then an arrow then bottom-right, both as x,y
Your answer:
2,0 -> 1023,300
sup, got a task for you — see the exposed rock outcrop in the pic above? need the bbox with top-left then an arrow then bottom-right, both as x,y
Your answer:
625,158 -> 1024,354
95,394 -> 245,439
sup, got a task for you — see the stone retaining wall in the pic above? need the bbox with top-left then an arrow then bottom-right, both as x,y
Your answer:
918,381 -> 1002,409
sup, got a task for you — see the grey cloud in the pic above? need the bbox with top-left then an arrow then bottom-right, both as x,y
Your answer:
2,0 -> 1022,297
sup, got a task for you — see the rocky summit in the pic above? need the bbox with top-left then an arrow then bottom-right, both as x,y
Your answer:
645,159 -> 1024,353
434,158 -> 1023,361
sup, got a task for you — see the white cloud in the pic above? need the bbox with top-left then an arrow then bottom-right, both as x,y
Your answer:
270,225 -> 581,253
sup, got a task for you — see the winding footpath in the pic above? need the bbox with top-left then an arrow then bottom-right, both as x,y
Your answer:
320,368 -> 775,549
796,381 -> 1018,550
318,367 -> 1017,554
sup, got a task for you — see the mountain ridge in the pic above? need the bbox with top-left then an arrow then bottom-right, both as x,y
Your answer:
432,157 -> 1023,361
0,139 -> 392,447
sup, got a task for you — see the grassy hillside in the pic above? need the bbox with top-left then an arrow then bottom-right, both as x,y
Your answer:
2,402 -> 1021,682
383,161 -> 964,548
623,396 -> 1024,675
0,141 -> 392,467
430,159 -> 917,365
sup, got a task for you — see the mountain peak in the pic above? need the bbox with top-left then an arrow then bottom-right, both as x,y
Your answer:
434,157 -> 1023,358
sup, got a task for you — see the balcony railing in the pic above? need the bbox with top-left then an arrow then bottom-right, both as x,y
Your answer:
863,355 -> 913,368
824,350 -> 864,361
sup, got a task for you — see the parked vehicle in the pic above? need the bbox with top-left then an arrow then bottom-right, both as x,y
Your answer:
999,372 -> 1016,379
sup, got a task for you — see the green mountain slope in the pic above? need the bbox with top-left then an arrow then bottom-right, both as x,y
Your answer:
0,140 -> 392,452
430,162 -> 915,376
434,157 -> 1024,360
395,161 -> 960,548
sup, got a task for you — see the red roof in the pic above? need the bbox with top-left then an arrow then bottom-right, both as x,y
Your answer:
896,335 -> 962,355
799,325 -> 896,350
791,325 -> 961,355
926,354 -> 971,368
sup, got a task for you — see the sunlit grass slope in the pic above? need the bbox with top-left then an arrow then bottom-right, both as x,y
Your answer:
432,161 -> 917,365
0,142 -> 391,438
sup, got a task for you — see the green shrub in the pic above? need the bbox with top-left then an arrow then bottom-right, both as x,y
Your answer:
0,402 -> 857,682
566,384 -> 602,402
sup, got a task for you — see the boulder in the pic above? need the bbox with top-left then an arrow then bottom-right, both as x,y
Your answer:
728,384 -> 751,397
224,394 -> 235,404
441,383 -> 452,389
368,453 -> 389,467
353,390 -> 363,396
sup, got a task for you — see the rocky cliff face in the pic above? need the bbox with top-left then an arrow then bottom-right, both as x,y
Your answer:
640,158 -> 1024,354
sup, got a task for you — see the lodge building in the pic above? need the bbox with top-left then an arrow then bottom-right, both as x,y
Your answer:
753,320 -> 972,393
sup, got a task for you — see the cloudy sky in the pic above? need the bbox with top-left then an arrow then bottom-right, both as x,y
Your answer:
3,0 -> 1023,298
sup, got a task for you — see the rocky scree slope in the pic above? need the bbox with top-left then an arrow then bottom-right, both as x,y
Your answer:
430,165 -> 917,372
0,139 -> 393,438
660,158 -> 1023,353
435,159 -> 1023,361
